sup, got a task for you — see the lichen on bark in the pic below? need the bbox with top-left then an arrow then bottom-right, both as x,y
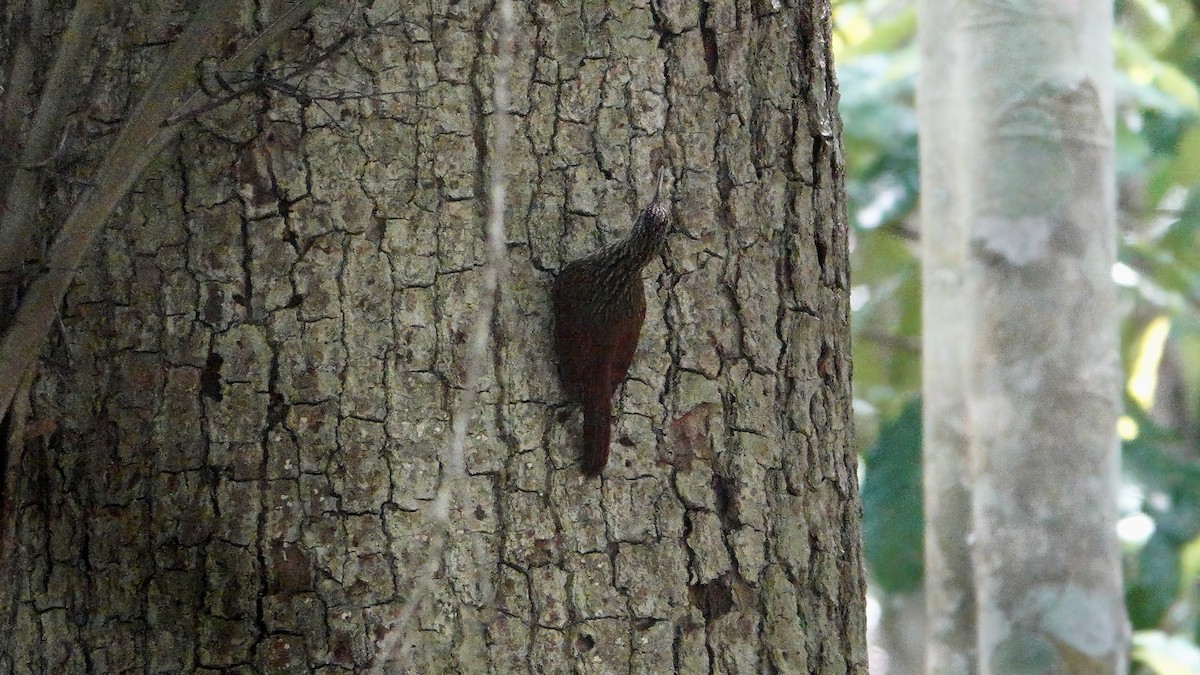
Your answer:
0,0 -> 865,672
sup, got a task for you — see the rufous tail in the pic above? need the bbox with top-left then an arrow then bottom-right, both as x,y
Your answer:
580,383 -> 612,477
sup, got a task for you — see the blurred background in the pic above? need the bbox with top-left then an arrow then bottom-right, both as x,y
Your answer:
836,0 -> 1200,672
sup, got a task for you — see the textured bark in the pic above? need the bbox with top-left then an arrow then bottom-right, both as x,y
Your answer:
0,1 -> 864,672
919,0 -> 1129,672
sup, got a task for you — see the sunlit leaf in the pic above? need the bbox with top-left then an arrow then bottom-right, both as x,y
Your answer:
1132,631 -> 1200,675
1171,127 -> 1200,185
850,6 -> 915,57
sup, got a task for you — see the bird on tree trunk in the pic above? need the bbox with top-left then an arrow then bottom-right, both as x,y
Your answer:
553,170 -> 669,477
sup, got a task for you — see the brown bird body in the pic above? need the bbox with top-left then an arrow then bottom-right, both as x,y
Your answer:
553,178 -> 669,476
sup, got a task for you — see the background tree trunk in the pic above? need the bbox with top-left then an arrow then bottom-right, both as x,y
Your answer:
917,0 -> 975,671
919,0 -> 1130,672
0,1 -> 865,672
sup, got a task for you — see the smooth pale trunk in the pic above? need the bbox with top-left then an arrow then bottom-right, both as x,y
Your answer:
918,0 -> 975,670
919,0 -> 1129,672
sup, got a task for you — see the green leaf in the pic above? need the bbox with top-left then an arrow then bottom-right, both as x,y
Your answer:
849,6 -> 916,57
1170,126 -> 1200,185
1127,531 -> 1181,629
862,397 -> 924,594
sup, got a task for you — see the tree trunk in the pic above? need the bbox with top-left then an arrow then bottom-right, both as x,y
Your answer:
919,0 -> 1130,672
0,1 -> 866,672
917,0 -> 975,671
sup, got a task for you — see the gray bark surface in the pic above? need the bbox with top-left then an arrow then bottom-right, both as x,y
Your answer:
0,1 -> 864,672
918,0 -> 1129,672
917,0 -> 974,671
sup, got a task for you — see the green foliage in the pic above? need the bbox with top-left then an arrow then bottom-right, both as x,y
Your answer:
1127,531 -> 1182,630
839,55 -> 918,232
836,0 -> 923,433
862,396 -> 923,594
1123,408 -> 1200,636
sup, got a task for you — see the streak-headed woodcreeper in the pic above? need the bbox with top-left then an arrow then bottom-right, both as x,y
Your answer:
553,170 -> 669,477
